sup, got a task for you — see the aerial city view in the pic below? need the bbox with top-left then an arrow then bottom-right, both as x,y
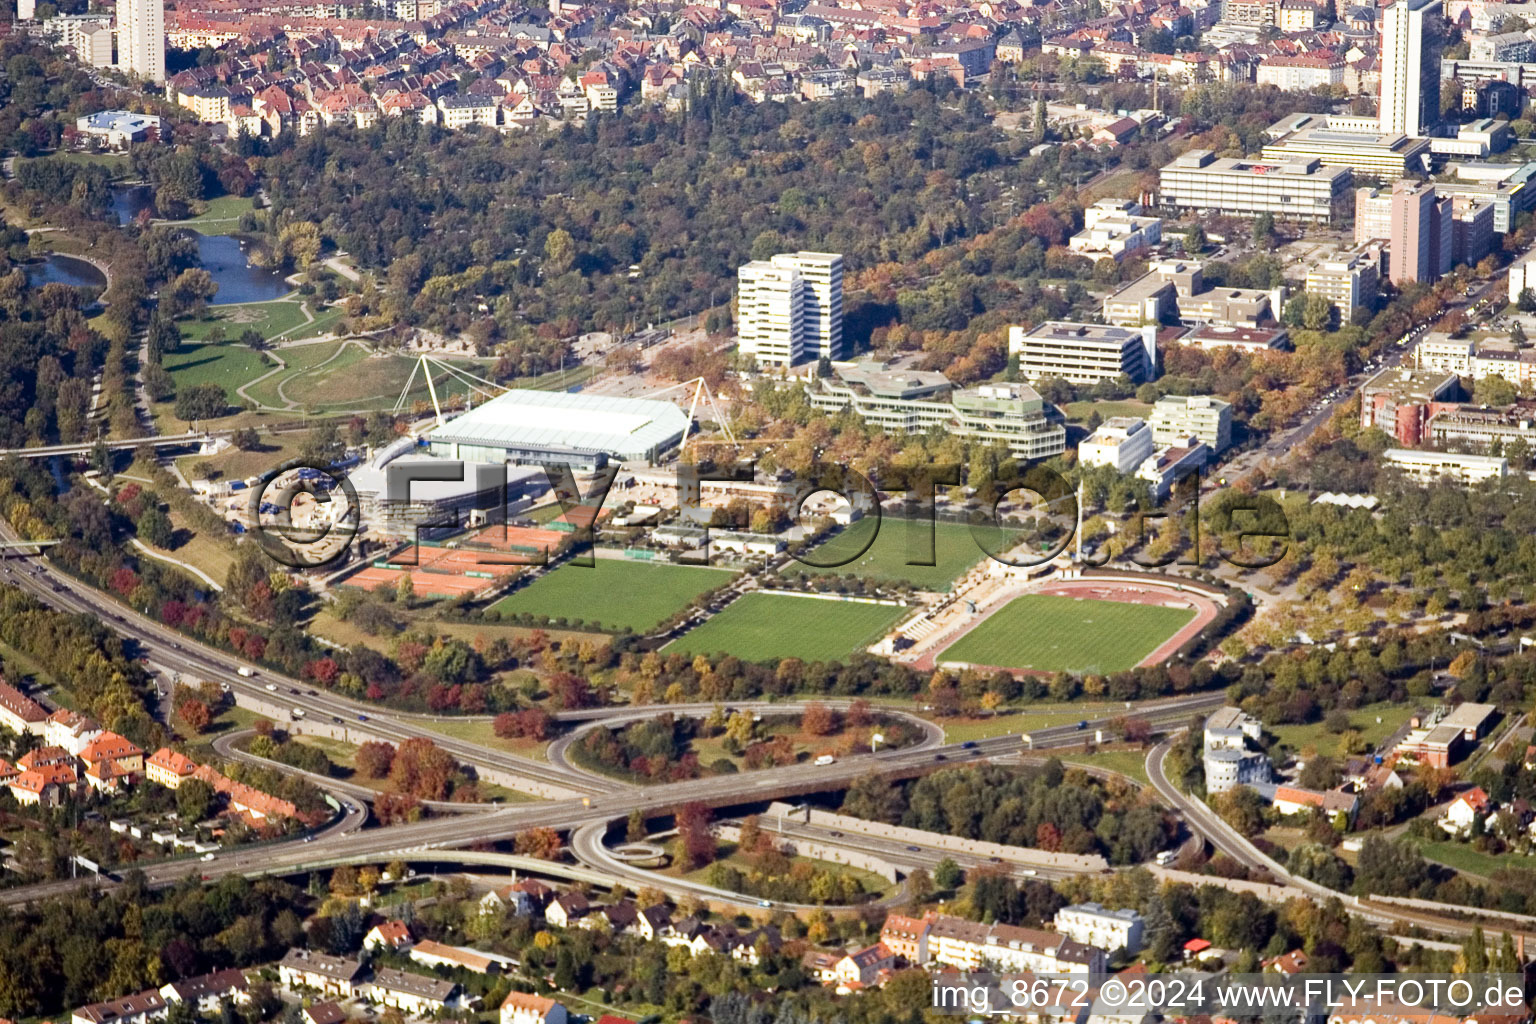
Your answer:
17,0 -> 1536,1019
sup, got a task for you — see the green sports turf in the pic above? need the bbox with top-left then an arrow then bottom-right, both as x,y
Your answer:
941,593 -> 1196,673
662,592 -> 906,663
780,518 -> 1007,591
491,559 -> 735,634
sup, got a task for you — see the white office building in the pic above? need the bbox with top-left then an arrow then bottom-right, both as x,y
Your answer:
1149,394 -> 1233,452
1053,904 -> 1145,956
737,260 -> 806,367
1383,447 -> 1508,484
1078,417 -> 1155,474
1203,707 -> 1271,794
1510,248 -> 1536,303
118,0 -> 165,83
1159,150 -> 1351,224
1008,321 -> 1156,384
776,251 -> 843,360
1379,0 -> 1442,138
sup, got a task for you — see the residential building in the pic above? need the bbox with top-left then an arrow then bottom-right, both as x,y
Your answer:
1054,903 -> 1146,955
501,992 -> 569,1024
363,921 -> 413,952
117,0 -> 166,83
832,943 -> 895,988
1451,196 -> 1496,265
1305,251 -> 1380,321
1203,707 -> 1271,793
776,251 -> 843,360
1008,322 -> 1156,384
809,361 -> 1066,461
1511,247 -> 1536,302
436,93 -> 500,128
78,24 -> 114,67
922,915 -> 1105,974
1414,334 -> 1475,375
146,747 -> 197,788
1355,185 -> 1395,243
278,950 -> 365,998
1079,417 -> 1156,474
545,890 -> 589,928
736,260 -> 805,367
1359,367 -> 1461,444
304,1003 -> 348,1024
0,680 -> 46,736
1158,149 -> 1352,224
411,940 -> 508,974
73,990 -> 169,1024
1257,783 -> 1360,825
160,968 -> 250,1013
81,731 -> 144,794
1382,447 -> 1508,484
1379,0 -> 1443,137
47,709 -> 101,755
11,762 -> 77,806
1149,395 -> 1233,452
1138,442 -> 1210,500
366,968 -> 460,1016
1441,785 -> 1492,833
1390,179 -> 1453,284
1256,51 -> 1346,91
879,913 -> 930,964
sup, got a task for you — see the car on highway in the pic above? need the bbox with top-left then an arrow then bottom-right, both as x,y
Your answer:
961,741 -> 978,749
757,900 -> 771,908
265,683 -> 278,692
1077,720 -> 1088,730
905,845 -> 921,852
200,853 -> 215,862
357,714 -> 368,722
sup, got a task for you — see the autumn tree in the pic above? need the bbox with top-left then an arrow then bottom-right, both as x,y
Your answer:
513,827 -> 563,860
675,802 -> 716,870
355,741 -> 397,779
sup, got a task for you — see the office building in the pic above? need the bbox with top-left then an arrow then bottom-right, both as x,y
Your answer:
808,361 -> 1066,461
1379,0 -> 1442,137
1450,196 -> 1495,266
1068,199 -> 1163,263
1078,416 -> 1155,473
1138,442 -> 1210,500
1389,179 -> 1452,285
1177,324 -> 1291,351
1159,149 -> 1351,224
117,0 -> 166,84
1360,367 -> 1460,444
1382,447 -> 1507,484
736,260 -> 806,367
1305,251 -> 1379,322
1203,707 -> 1271,794
1413,333 -> 1474,376
1149,394 -> 1233,452
1355,186 -> 1394,243
1429,401 -> 1536,450
1431,161 -> 1536,234
1259,125 -> 1432,179
1007,322 -> 1156,384
735,252 -> 844,366
1103,260 -> 1281,328
1510,248 -> 1536,302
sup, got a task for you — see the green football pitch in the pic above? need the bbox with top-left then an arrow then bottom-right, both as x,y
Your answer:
941,593 -> 1196,673
662,592 -> 906,663
781,518 -> 1011,591
491,560 -> 734,634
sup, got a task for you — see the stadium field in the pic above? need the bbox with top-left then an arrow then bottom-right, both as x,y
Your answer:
492,559 -> 734,634
941,593 -> 1196,673
663,592 -> 905,662
781,518 -> 1005,591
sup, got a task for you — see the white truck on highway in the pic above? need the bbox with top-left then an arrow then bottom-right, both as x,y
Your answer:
290,708 -> 306,720
814,754 -> 836,766
237,667 -> 255,678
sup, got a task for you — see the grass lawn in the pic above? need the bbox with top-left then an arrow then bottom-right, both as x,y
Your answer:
781,518 -> 993,591
176,432 -> 307,484
662,592 -> 904,662
307,606 -> 595,654
22,151 -> 132,178
173,195 -> 257,234
162,339 -> 274,404
1061,399 -> 1155,423
1408,837 -> 1536,879
275,352 -> 490,413
415,716 -> 551,762
670,841 -> 894,896
1061,748 -> 1152,786
942,593 -> 1195,673
1264,701 -> 1420,760
491,560 -> 735,634
291,734 -> 538,803
939,704 -> 1129,743
241,339 -> 351,410
177,300 -> 315,344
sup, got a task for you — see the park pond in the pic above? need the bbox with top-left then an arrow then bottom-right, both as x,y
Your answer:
110,185 -> 153,225
25,253 -> 107,291
192,233 -> 290,305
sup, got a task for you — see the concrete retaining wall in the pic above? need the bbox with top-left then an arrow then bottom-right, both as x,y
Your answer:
767,802 -> 1109,872
717,824 -> 900,882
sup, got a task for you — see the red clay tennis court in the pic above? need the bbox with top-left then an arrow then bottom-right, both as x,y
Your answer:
340,523 -> 571,598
